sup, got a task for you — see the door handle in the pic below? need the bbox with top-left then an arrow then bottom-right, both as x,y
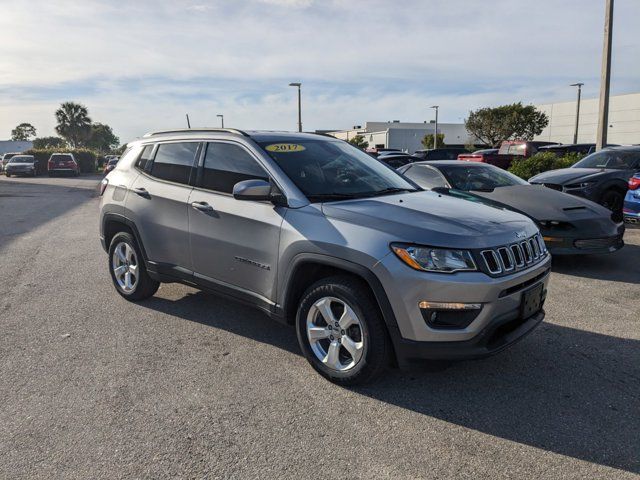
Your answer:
132,187 -> 151,199
191,201 -> 213,212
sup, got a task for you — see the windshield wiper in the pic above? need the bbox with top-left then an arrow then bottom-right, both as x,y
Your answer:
469,188 -> 495,192
363,187 -> 419,197
306,193 -> 365,202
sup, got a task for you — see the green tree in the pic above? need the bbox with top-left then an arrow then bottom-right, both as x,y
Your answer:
347,134 -> 369,149
11,122 -> 37,141
86,123 -> 120,152
465,102 -> 549,148
55,102 -> 92,148
421,133 -> 446,149
32,136 -> 68,149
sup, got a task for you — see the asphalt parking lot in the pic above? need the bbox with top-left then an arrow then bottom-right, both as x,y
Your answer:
0,174 -> 638,479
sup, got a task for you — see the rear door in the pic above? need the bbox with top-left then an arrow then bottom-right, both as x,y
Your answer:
188,141 -> 284,306
125,141 -> 199,274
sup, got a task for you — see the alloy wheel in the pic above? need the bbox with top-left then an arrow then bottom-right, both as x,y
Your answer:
112,241 -> 139,293
306,296 -> 365,371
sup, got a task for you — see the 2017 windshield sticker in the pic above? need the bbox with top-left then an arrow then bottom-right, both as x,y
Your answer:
265,143 -> 306,153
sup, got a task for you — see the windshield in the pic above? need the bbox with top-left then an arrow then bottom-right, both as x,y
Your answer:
573,150 -> 639,170
256,138 -> 418,201
108,159 -> 118,165
10,156 -> 34,163
51,154 -> 72,161
439,165 -> 528,191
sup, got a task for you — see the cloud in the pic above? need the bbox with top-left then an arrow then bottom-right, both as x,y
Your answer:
0,0 -> 638,141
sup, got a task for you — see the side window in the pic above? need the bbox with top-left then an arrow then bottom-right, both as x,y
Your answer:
150,142 -> 199,184
136,145 -> 155,172
201,142 -> 268,193
408,166 -> 448,189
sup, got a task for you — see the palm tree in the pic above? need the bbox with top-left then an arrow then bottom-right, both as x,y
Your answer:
55,102 -> 92,148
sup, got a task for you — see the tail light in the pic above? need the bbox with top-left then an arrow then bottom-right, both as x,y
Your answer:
629,176 -> 640,190
99,178 -> 109,196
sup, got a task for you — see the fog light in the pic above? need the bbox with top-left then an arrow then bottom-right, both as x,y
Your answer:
419,301 -> 481,310
419,301 -> 482,329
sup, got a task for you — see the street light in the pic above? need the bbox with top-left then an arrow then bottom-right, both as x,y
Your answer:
430,105 -> 439,148
570,83 -> 584,144
289,82 -> 302,132
217,114 -> 224,128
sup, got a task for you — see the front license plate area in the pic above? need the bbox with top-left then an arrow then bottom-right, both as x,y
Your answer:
521,283 -> 544,319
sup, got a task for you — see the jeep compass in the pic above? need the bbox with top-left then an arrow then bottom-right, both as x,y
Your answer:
99,129 -> 550,385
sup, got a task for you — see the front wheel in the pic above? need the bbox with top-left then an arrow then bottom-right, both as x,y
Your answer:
296,276 -> 391,385
108,232 -> 159,301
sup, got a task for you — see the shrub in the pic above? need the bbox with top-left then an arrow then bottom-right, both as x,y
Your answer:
508,152 -> 582,180
24,148 -> 98,174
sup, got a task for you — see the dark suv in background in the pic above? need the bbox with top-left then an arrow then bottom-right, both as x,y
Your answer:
530,146 -> 640,219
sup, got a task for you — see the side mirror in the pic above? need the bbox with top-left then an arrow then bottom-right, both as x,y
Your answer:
233,179 -> 275,202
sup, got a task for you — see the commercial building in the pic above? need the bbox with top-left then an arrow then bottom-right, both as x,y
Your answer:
0,140 -> 33,155
328,121 -> 476,153
535,92 -> 640,145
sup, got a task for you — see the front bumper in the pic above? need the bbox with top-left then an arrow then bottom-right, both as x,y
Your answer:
389,309 -> 545,363
373,252 -> 551,365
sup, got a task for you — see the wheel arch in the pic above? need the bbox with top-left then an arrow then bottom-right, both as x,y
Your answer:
102,213 -> 150,267
280,254 -> 399,332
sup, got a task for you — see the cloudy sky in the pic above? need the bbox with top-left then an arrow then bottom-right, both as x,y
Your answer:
1,0 -> 638,143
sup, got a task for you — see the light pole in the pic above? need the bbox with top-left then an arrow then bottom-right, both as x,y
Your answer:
430,105 -> 439,148
289,82 -> 302,132
596,0 -> 614,150
570,83 -> 584,144
217,114 -> 224,128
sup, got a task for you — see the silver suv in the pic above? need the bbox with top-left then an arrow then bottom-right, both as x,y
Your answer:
99,129 -> 550,385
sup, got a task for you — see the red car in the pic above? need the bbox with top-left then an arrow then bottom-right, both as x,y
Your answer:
48,153 -> 80,177
458,141 -> 558,169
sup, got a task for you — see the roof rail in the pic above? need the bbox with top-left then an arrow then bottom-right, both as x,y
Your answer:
142,128 -> 250,138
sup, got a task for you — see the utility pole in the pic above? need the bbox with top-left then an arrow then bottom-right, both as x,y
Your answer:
570,83 -> 584,144
430,106 -> 439,148
185,114 -> 191,129
596,0 -> 613,150
217,114 -> 224,128
289,82 -> 302,132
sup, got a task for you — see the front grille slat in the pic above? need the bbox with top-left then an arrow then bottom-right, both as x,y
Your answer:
480,233 -> 547,277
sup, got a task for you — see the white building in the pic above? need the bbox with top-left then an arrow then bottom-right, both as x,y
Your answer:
328,121 -> 476,153
0,140 -> 33,155
535,92 -> 640,145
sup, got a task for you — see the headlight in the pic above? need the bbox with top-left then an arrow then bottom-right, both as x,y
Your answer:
391,243 -> 477,273
564,181 -> 594,190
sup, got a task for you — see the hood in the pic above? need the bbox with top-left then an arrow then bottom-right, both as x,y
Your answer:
468,185 -> 612,222
530,167 -> 610,185
321,191 -> 538,249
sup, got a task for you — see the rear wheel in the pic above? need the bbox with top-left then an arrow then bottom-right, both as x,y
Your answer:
108,232 -> 159,301
296,276 -> 391,385
600,189 -> 624,221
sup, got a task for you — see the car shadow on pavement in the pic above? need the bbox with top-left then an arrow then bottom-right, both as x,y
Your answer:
0,178 -> 99,254
551,243 -> 640,284
141,291 -> 639,474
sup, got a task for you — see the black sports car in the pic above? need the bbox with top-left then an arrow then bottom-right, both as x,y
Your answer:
529,146 -> 640,219
398,161 -> 625,255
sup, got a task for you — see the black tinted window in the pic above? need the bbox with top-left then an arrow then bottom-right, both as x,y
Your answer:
150,142 -> 198,184
404,165 -> 448,189
136,145 -> 155,172
202,142 -> 267,193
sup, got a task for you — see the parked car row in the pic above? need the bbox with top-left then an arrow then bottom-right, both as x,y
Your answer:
1,152 -> 82,177
397,161 -> 624,255
377,143 -> 640,227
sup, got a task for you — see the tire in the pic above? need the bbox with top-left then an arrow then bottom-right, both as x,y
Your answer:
108,232 -> 159,301
600,189 -> 624,221
296,275 -> 392,385
5,173 -> 9,178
